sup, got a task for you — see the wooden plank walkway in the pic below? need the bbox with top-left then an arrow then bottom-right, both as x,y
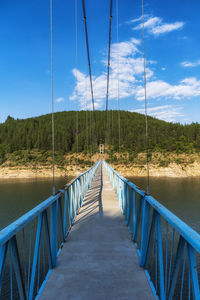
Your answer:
39,163 -> 155,300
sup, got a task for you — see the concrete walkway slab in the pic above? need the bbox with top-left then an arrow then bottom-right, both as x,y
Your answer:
39,163 -> 155,300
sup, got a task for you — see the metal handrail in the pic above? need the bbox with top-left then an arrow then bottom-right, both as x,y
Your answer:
0,162 -> 100,247
0,160 -> 100,300
104,161 -> 200,253
104,160 -> 200,300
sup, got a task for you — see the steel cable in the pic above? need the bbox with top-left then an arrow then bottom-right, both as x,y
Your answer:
106,0 -> 113,112
82,0 -> 97,155
116,0 -> 121,154
105,0 -> 113,148
75,0 -> 79,172
142,0 -> 150,195
82,0 -> 95,113
50,0 -> 55,195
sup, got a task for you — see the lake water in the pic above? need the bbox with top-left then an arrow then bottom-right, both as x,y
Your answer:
0,176 -> 200,234
0,175 -> 199,300
0,177 -> 70,230
127,176 -> 200,234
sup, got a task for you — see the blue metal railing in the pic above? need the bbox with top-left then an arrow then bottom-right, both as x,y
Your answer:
104,160 -> 200,300
0,161 -> 100,300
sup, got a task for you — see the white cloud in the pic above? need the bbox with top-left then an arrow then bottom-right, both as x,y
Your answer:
70,38 -> 154,109
134,17 -> 161,30
132,15 -> 184,36
128,16 -> 144,24
181,60 -> 200,67
135,78 -> 200,101
151,22 -> 184,35
133,105 -> 184,122
70,31 -> 200,123
56,97 -> 64,103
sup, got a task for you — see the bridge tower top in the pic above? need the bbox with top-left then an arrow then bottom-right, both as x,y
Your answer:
99,144 -> 104,154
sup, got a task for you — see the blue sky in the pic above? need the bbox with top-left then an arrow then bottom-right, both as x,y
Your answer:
0,0 -> 200,124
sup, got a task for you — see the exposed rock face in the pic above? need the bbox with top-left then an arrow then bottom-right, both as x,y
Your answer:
0,165 -> 82,179
111,161 -> 200,178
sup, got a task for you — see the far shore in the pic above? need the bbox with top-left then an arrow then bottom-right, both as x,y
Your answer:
0,166 -> 84,179
1,161 -> 200,179
111,162 -> 200,178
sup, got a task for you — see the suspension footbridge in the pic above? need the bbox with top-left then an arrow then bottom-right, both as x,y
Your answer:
0,161 -> 200,299
1,0 -> 200,298
39,162 -> 154,300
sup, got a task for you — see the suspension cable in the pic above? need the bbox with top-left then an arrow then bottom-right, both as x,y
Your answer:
111,58 -> 114,145
116,0 -> 120,154
50,0 -> 55,195
105,0 -> 113,148
75,0 -> 79,172
82,0 -> 95,113
84,68 -> 89,153
142,0 -> 150,195
106,0 -> 113,112
85,94 -> 89,153
82,0 -> 98,157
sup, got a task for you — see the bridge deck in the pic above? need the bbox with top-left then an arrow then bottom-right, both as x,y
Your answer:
39,163 -> 154,300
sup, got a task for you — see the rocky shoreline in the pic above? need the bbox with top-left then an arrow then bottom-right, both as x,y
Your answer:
1,160 -> 200,179
0,165 -> 84,179
110,161 -> 200,178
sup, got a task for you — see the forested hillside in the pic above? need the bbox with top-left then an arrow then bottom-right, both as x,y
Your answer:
0,110 -> 200,164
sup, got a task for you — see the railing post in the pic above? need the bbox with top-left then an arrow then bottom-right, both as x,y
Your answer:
29,214 -> 43,300
84,174 -> 86,196
50,200 -> 58,268
43,210 -> 53,269
63,190 -> 68,237
144,209 -> 157,268
74,181 -> 77,214
117,178 -> 120,204
126,185 -> 130,228
187,243 -> 200,299
133,195 -> 143,242
120,182 -> 122,209
70,185 -> 74,224
80,177 -> 83,205
58,196 -> 65,243
77,180 -> 79,210
167,236 -> 185,300
83,175 -> 85,197
118,178 -> 121,202
132,190 -> 136,238
78,179 -> 81,207
10,236 -> 27,300
0,242 -> 8,293
76,180 -> 79,210
157,214 -> 165,300
87,173 -> 89,189
140,197 -> 150,267
121,182 -> 124,212
123,182 -> 127,215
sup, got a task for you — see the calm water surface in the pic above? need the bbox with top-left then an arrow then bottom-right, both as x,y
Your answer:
127,176 -> 200,234
0,176 -> 200,234
0,177 -> 70,230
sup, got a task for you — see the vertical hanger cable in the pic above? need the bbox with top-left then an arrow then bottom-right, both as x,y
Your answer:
142,0 -> 150,195
50,0 -> 55,195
